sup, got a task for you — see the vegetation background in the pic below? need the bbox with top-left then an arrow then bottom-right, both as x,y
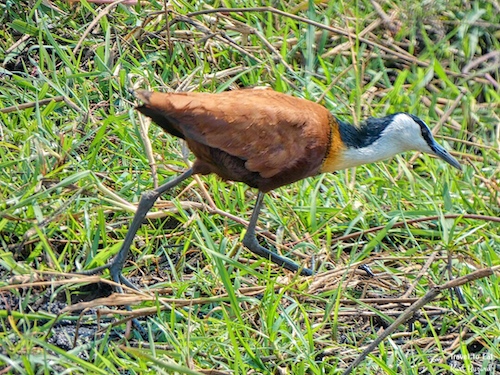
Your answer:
0,0 -> 499,374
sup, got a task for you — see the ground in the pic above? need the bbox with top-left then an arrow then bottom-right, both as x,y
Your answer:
0,1 -> 499,374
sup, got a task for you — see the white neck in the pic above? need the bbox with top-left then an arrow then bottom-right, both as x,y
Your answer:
333,113 -> 432,170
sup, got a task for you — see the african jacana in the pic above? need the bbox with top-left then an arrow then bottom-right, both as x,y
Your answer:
84,89 -> 461,284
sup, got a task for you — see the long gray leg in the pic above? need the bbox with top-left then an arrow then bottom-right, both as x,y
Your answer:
242,191 -> 313,276
81,168 -> 194,286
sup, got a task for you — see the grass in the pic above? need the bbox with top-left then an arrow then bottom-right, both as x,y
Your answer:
1,0 -> 499,374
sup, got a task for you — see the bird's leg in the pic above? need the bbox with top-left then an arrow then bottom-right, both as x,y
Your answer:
242,191 -> 313,276
81,168 -> 194,287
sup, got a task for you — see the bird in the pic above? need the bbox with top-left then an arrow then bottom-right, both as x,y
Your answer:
83,88 -> 461,286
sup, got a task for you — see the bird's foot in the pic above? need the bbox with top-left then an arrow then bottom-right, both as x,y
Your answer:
78,261 -> 140,292
78,261 -> 148,337
242,234 -> 313,276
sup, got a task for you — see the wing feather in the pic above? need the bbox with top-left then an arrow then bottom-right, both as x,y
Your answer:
137,89 -> 332,179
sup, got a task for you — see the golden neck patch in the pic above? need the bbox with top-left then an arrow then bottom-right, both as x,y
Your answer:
320,117 -> 346,173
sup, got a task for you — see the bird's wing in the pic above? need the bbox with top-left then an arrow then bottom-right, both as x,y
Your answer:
136,89 -> 332,179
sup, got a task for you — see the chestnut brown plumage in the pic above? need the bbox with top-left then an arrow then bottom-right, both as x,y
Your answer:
83,89 -> 461,285
137,89 -> 338,192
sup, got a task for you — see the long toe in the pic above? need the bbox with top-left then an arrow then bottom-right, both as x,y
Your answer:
119,273 -> 141,291
108,263 -> 141,291
78,263 -> 113,276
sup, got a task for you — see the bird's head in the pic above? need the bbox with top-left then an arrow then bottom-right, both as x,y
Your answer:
388,113 -> 462,171
325,113 -> 462,172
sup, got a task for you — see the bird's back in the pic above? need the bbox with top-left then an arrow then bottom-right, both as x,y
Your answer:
135,89 -> 337,192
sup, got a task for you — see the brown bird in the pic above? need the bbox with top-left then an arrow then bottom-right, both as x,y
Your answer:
84,89 -> 461,285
